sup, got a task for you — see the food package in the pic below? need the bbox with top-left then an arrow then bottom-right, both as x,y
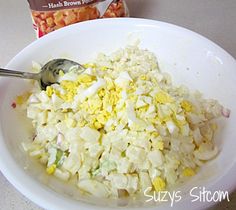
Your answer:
27,0 -> 129,38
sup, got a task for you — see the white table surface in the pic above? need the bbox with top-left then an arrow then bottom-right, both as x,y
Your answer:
0,0 -> 235,209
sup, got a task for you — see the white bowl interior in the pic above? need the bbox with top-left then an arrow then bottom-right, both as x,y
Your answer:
0,18 -> 236,210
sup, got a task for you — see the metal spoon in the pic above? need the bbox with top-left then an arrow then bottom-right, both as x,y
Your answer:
0,59 -> 85,90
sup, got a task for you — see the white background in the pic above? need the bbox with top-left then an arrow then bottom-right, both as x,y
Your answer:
0,0 -> 235,209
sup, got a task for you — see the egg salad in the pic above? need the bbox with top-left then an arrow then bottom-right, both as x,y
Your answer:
17,45 -> 229,198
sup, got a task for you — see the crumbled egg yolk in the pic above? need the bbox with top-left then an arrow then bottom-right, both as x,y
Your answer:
110,90 -> 121,105
98,89 -> 105,97
94,121 -> 103,129
183,167 -> 195,177
181,100 -> 193,112
60,80 -> 78,102
155,91 -> 173,104
83,63 -> 97,69
46,86 -> 54,97
15,92 -> 31,105
77,119 -> 86,127
16,95 -> 24,105
75,77 -> 121,129
77,74 -> 96,83
100,66 -> 108,71
88,98 -> 103,113
153,176 -> 166,191
46,164 -> 56,175
46,74 -> 97,102
151,132 -> 160,138
139,74 -> 147,80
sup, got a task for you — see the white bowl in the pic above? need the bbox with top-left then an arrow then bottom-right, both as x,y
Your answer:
0,18 -> 236,210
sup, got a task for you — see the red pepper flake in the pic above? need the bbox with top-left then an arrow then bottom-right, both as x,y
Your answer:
11,102 -> 16,109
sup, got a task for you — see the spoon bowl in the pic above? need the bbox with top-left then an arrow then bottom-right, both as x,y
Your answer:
0,59 -> 85,90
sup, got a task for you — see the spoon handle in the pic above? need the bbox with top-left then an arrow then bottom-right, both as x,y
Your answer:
0,68 -> 39,80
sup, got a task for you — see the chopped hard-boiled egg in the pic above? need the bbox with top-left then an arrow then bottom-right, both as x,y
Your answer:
152,176 -> 166,191
155,90 -> 173,104
46,164 -> 56,175
18,45 -> 228,199
181,100 -> 193,112
183,167 -> 195,177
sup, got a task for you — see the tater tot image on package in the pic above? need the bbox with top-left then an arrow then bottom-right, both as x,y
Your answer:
27,0 -> 129,38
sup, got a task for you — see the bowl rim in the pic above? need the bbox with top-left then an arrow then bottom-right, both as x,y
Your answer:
0,17 -> 236,210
